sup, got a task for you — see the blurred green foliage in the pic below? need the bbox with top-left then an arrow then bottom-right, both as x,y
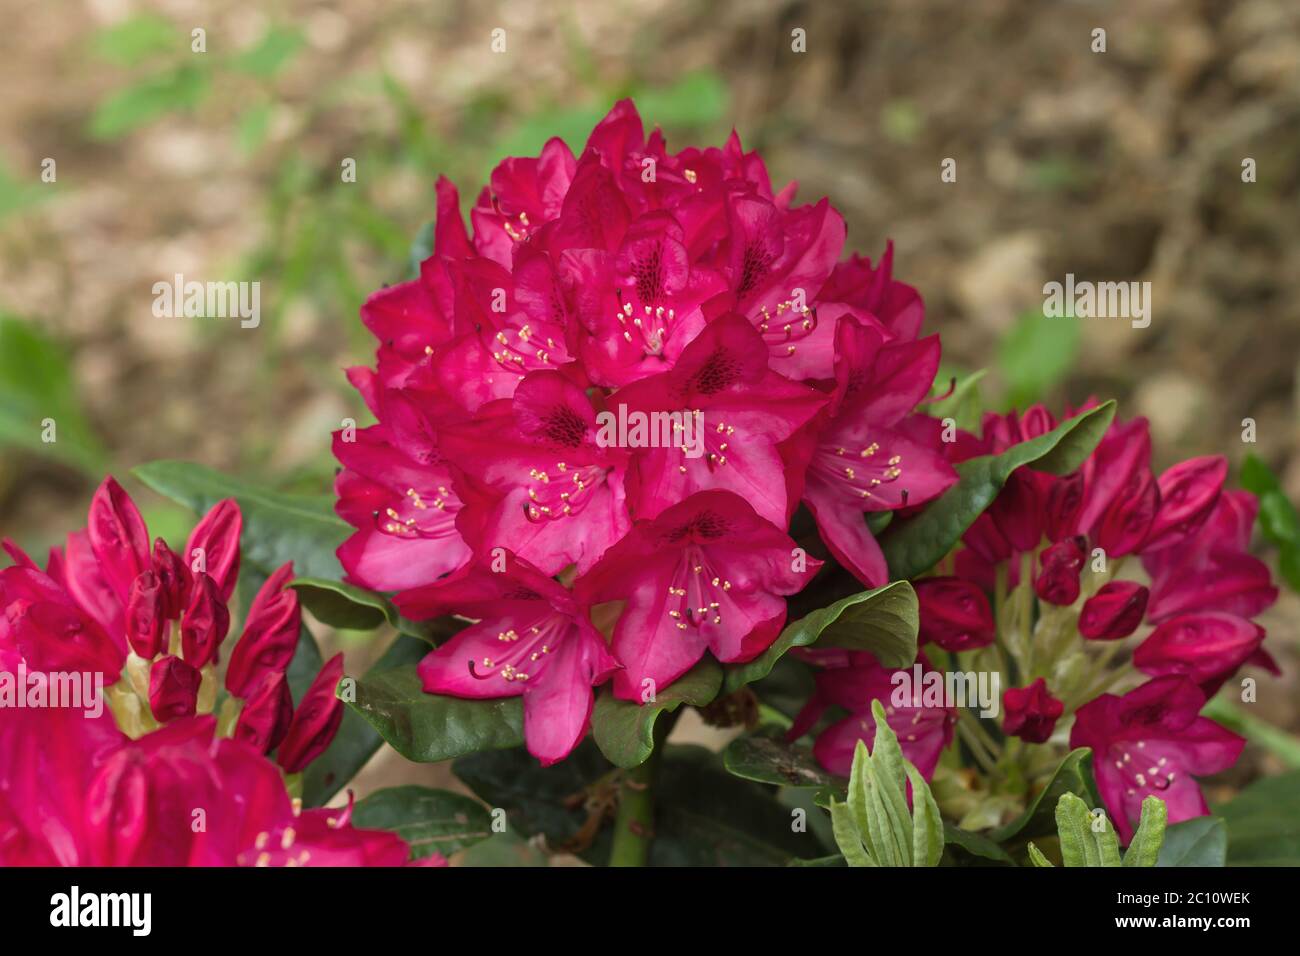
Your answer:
998,310 -> 1080,409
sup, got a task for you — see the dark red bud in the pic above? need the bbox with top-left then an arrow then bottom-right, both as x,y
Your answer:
151,537 -> 189,620
180,572 -> 230,668
225,563 -> 299,698
1143,456 -> 1227,552
148,654 -> 201,723
1002,678 -> 1064,743
125,570 -> 165,659
277,654 -> 346,774
1044,471 -> 1085,543
915,576 -> 996,651
1079,581 -> 1149,640
1034,536 -> 1086,606
233,671 -> 294,754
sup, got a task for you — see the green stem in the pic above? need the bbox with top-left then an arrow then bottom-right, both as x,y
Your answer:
608,710 -> 678,866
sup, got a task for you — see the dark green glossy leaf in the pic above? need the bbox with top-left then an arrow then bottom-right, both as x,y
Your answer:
134,459 -> 348,580
1220,770 -> 1300,866
943,823 -> 1015,865
722,581 -> 918,695
723,733 -> 837,789
882,401 -> 1116,580
1157,817 -> 1227,867
590,658 -> 721,768
289,577 -> 449,643
342,662 -> 523,764
351,785 -> 492,861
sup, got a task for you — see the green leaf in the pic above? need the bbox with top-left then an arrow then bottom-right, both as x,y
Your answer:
1156,817 -> 1227,867
999,310 -> 1081,407
133,460 -> 349,580
882,401 -> 1116,581
301,634 -> 429,807
342,663 -> 524,763
1055,793 -> 1096,867
455,831 -> 550,867
929,368 -> 987,433
723,733 -> 837,789
1219,769 -> 1300,866
1240,454 -> 1300,592
0,315 -> 106,472
867,699 -> 914,865
590,658 -> 721,768
788,853 -> 847,867
351,786 -> 492,861
90,66 -> 209,140
231,26 -> 306,78
991,747 -> 1097,843
907,764 -> 944,867
722,581 -> 918,695
1092,808 -> 1123,867
830,799 -> 875,867
91,14 -> 180,66
943,823 -> 1015,865
1123,796 -> 1168,867
288,577 -> 448,643
1027,842 -> 1054,867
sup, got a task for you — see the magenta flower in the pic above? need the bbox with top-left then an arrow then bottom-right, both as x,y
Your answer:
332,396 -> 472,592
789,651 -> 956,779
577,491 -> 819,701
400,551 -> 618,766
436,370 -> 631,575
1070,676 -> 1244,841
1002,678 -> 1064,744
797,317 -> 956,586
1143,490 -> 1279,624
614,315 -> 826,527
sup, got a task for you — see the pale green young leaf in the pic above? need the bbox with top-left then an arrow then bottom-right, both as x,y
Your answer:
1123,796 -> 1168,867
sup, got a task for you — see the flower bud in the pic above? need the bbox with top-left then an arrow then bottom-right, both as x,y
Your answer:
1133,611 -> 1264,695
233,671 -> 294,754
225,563 -> 300,698
151,537 -> 189,620
1002,678 -> 1063,743
915,577 -> 995,651
125,570 -> 165,659
1079,581 -> 1148,640
149,654 -> 201,723
1143,456 -> 1227,552
1034,536 -> 1086,606
277,654 -> 346,774
180,572 -> 230,668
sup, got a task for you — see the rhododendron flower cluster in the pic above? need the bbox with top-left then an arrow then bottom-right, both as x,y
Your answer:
334,100 -> 955,765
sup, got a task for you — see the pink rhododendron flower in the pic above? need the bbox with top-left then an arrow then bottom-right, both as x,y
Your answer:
1070,676 -> 1244,842
577,491 -> 819,701
401,551 -> 618,766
